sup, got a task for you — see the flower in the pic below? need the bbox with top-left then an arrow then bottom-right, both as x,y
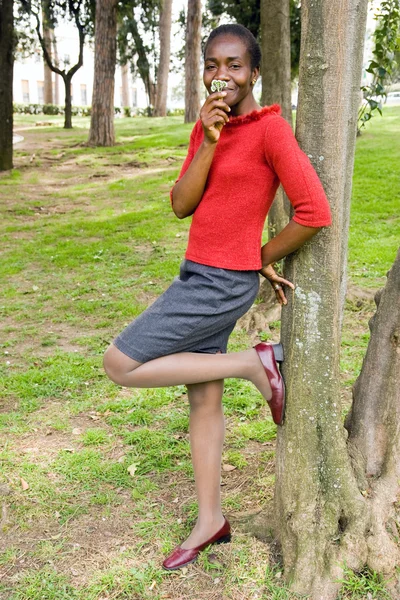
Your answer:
211,80 -> 227,93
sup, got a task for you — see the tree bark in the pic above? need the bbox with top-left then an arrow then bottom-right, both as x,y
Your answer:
0,0 -> 14,171
121,62 -> 130,108
52,31 -> 60,105
345,248 -> 400,578
88,0 -> 118,146
127,15 -> 156,112
64,75 -> 72,129
154,0 -> 172,117
42,2 -> 53,104
261,0 -> 292,238
184,0 -> 202,123
275,1 -> 370,598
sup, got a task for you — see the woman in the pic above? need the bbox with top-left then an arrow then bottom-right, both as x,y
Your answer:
104,24 -> 331,570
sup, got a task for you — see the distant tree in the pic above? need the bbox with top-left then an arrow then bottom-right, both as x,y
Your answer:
0,0 -> 14,171
154,0 -> 173,117
185,0 -> 202,122
118,1 -> 159,112
19,0 -> 91,128
359,0 -> 400,130
42,0 -> 53,103
261,0 -> 292,238
88,0 -> 118,146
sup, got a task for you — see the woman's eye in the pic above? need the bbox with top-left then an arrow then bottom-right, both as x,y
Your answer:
230,64 -> 241,69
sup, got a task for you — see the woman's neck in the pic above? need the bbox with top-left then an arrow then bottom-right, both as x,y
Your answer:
230,97 -> 262,117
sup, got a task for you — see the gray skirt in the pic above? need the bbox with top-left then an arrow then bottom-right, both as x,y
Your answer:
113,259 -> 260,363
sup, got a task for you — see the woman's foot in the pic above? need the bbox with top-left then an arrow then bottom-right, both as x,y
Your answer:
162,517 -> 231,571
180,516 -> 226,549
253,343 -> 285,425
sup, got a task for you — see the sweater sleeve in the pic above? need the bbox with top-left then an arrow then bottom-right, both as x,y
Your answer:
264,115 -> 332,227
170,120 -> 202,204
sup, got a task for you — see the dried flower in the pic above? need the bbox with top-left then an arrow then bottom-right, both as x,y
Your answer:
211,80 -> 228,93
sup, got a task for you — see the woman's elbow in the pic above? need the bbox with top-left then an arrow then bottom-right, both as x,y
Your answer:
172,202 -> 188,219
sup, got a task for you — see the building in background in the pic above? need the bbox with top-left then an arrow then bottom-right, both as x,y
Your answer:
13,20 -> 184,111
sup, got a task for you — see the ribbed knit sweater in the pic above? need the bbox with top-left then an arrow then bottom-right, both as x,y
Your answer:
170,104 -> 332,270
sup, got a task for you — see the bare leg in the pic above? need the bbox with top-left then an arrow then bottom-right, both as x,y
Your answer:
103,346 -> 272,402
181,380 -> 225,549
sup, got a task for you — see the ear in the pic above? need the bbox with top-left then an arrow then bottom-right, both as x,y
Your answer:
251,67 -> 260,86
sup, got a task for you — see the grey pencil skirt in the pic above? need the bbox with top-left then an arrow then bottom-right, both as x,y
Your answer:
113,259 -> 260,363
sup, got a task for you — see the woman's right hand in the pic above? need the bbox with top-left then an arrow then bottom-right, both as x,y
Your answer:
200,91 -> 231,144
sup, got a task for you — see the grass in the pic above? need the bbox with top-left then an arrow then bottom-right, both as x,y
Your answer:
0,107 -> 398,599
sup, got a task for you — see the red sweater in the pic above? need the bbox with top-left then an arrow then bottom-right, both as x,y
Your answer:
171,104 -> 332,270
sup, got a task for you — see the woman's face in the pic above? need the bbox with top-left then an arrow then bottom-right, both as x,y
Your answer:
203,34 -> 259,110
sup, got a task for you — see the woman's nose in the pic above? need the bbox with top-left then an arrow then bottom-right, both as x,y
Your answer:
215,68 -> 229,81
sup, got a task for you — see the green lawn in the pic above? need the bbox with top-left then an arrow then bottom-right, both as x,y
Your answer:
0,107 -> 398,600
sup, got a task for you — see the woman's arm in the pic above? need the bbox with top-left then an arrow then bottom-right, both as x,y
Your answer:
171,90 -> 231,219
171,140 -> 218,219
260,220 -> 322,305
261,220 -> 321,266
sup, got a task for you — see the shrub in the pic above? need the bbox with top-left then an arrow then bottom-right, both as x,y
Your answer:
43,103 -> 60,115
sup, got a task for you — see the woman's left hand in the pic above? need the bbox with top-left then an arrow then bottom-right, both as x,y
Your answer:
259,264 -> 294,306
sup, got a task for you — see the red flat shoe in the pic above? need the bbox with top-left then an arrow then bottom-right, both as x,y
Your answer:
162,518 -> 231,571
254,342 -> 285,425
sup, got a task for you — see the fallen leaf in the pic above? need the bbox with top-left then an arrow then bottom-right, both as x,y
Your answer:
127,463 -> 139,477
20,478 -> 29,491
72,428 -> 82,435
172,497 -> 179,503
89,415 -> 101,421
62,448 -> 75,453
222,464 -> 236,472
117,455 -> 126,463
149,580 -> 157,590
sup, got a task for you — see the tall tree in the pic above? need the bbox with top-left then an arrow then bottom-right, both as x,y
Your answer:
42,0 -> 53,103
88,0 -> 118,146
0,0 -> 14,171
185,0 -> 202,123
20,0 -> 89,129
260,0 -> 292,238
118,2 -> 158,112
275,0 -> 380,597
52,30 -> 60,104
121,62 -> 130,108
346,248 -> 400,577
154,0 -> 172,117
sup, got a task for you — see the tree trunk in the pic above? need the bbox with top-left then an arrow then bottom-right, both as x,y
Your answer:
184,0 -> 202,123
261,0 -> 292,238
0,0 -> 14,171
121,62 -> 130,108
88,0 -> 118,146
154,0 -> 172,117
42,2 -> 53,104
126,16 -> 155,113
345,248 -> 400,580
52,32 -> 60,105
64,75 -> 72,129
275,1 -> 370,598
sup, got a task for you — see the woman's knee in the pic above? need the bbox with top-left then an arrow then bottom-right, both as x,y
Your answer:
187,380 -> 224,410
103,344 -> 141,385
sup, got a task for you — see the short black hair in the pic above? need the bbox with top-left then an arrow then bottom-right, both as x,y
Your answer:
203,24 -> 261,71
